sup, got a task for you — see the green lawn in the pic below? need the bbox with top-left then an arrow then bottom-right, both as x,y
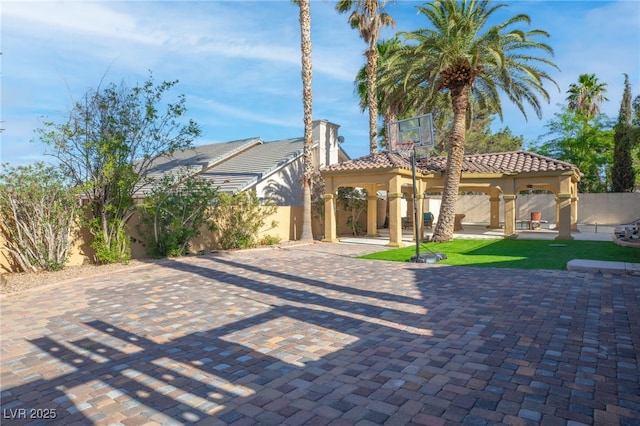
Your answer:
357,239 -> 640,270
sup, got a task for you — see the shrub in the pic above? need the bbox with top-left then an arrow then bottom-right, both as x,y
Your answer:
137,173 -> 219,258
209,191 -> 277,250
259,234 -> 281,246
337,186 -> 367,236
0,163 -> 80,272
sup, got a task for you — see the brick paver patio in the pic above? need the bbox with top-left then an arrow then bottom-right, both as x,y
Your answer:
1,242 -> 639,425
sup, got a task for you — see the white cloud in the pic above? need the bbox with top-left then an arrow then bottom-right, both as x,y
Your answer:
1,0 -> 638,165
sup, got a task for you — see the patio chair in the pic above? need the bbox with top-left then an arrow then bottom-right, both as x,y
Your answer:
423,212 -> 434,229
402,217 -> 410,229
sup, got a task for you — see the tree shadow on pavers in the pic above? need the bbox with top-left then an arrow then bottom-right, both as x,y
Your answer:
170,253 -> 429,312
3,304 -> 437,425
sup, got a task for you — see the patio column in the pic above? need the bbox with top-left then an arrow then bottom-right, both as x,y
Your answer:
571,194 -> 579,231
387,175 -> 404,247
388,191 -> 404,247
322,193 -> 338,242
416,191 -> 425,242
405,191 -> 415,241
489,196 -> 501,229
556,193 -> 574,240
366,194 -> 379,237
503,194 -> 517,238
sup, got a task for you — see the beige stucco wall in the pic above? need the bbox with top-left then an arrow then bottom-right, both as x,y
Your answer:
1,206 -> 309,273
452,192 -> 640,225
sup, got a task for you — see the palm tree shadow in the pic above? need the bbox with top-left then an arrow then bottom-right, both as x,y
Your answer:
263,161 -> 303,207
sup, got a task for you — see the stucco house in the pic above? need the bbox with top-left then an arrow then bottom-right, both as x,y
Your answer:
143,119 -> 349,205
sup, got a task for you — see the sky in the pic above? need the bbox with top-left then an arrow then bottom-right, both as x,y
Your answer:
1,0 -> 639,166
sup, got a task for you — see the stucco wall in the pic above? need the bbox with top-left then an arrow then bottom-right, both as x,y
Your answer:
1,206 -> 308,273
451,192 -> 640,225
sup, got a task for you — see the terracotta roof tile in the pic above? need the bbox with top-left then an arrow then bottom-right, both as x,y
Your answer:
322,151 -> 579,175
321,151 -> 413,172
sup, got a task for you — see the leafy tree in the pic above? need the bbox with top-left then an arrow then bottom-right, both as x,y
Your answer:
337,187 -> 368,236
463,111 -> 523,154
208,191 -> 277,250
396,0 -> 558,242
0,163 -> 80,272
36,72 -> 200,263
611,73 -> 636,192
310,171 -> 326,233
536,108 -> 613,192
295,0 -> 314,242
337,0 -> 395,154
566,73 -> 609,121
137,172 -> 219,258
633,95 -> 640,189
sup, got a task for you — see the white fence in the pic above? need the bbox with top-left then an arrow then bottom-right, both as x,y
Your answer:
425,193 -> 640,226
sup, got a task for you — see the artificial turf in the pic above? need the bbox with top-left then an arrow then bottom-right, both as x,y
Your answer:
357,239 -> 640,270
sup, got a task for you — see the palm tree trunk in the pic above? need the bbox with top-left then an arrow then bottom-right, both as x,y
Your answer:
298,0 -> 314,241
431,85 -> 468,242
367,45 -> 379,154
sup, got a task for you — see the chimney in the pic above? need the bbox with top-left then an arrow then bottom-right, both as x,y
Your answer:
313,119 -> 341,167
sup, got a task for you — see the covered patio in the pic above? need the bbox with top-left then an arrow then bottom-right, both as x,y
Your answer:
320,151 -> 582,246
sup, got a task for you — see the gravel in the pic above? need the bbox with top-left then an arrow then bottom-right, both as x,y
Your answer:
0,260 -> 148,295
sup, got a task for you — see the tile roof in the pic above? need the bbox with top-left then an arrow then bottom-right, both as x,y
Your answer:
145,138 -> 261,179
419,151 -> 579,174
322,151 -> 580,175
321,151 -> 413,172
199,138 -> 304,193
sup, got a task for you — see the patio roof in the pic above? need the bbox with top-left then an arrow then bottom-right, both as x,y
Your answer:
322,150 -> 580,176
319,150 -> 582,245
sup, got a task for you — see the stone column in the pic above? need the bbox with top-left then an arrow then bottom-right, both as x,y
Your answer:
322,193 -> 338,242
387,189 -> 404,247
366,194 -> 379,237
416,191 -> 424,243
405,190 -> 415,241
489,196 -> 501,229
571,194 -> 579,232
503,194 -> 517,238
556,193 -> 574,240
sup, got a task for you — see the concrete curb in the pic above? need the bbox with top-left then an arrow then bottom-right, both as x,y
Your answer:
567,259 -> 640,275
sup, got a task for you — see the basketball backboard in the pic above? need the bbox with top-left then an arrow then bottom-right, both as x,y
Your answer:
386,114 -> 435,154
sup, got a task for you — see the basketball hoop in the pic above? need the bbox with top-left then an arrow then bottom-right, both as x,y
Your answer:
386,114 -> 443,264
386,114 -> 435,154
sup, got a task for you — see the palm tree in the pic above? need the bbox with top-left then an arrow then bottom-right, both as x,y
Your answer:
566,73 -> 609,121
398,0 -> 558,242
354,37 -> 404,148
355,38 -> 448,150
337,0 -> 395,154
294,0 -> 314,241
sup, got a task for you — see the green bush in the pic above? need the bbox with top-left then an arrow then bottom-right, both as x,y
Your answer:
259,234 -> 282,246
137,173 -> 219,258
0,162 -> 80,272
90,219 -> 131,264
209,191 -> 277,250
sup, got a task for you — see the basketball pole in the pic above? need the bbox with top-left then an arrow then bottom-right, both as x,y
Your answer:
388,113 -> 445,264
410,148 -> 421,262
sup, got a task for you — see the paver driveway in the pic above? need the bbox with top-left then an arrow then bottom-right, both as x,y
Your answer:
1,242 -> 639,425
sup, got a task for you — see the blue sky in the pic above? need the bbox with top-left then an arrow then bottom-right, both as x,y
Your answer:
2,0 -> 639,165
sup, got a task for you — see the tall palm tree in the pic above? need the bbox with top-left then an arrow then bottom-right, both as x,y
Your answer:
354,37 -> 404,148
355,38 -> 448,150
566,73 -> 609,121
337,0 -> 395,154
398,0 -> 558,242
295,0 -> 314,241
